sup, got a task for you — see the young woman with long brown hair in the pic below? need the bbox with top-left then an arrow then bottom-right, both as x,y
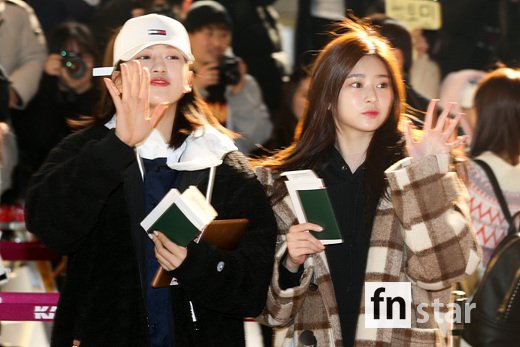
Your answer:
466,67 -> 520,270
256,19 -> 480,346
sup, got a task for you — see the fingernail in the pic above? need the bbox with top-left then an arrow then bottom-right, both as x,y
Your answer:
317,226 -> 324,231
148,232 -> 154,240
153,231 -> 159,236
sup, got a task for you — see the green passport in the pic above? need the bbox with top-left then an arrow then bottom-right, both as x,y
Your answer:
146,204 -> 199,247
296,188 -> 342,244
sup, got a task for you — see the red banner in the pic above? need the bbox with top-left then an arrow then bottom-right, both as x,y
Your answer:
0,241 -> 59,261
0,292 -> 59,321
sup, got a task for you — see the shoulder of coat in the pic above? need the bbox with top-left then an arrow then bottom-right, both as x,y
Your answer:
3,0 -> 45,42
222,151 -> 255,177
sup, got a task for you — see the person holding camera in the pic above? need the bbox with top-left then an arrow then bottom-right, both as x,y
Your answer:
0,0 -> 46,198
184,1 -> 272,154
0,0 -> 47,112
8,22 -> 99,202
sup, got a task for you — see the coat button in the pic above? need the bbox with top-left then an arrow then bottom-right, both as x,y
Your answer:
299,330 -> 317,346
216,261 -> 225,272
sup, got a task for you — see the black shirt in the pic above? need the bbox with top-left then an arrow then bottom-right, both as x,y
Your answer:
278,148 -> 374,346
320,148 -> 372,347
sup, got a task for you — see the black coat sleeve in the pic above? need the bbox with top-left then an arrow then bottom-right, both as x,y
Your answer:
25,127 -> 136,255
172,152 -> 278,318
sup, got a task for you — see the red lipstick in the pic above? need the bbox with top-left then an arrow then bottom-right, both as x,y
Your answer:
363,110 -> 379,117
150,77 -> 170,86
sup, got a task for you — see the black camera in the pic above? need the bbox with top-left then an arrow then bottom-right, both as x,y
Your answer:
218,54 -> 241,86
60,50 -> 87,79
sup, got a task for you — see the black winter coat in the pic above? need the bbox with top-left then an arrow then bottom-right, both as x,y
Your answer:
25,125 -> 277,347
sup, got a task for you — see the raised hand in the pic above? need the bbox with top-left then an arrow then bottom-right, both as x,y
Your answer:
193,62 -> 219,90
284,222 -> 325,272
103,60 -> 168,147
405,99 -> 467,159
44,54 -> 63,76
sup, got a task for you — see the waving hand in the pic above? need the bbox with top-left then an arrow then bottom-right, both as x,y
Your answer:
103,60 -> 168,147
405,99 -> 467,159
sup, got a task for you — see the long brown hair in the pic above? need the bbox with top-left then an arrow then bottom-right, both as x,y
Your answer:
258,19 -> 406,205
470,67 -> 520,165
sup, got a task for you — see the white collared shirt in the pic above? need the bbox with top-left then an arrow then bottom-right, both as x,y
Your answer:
104,116 -> 238,177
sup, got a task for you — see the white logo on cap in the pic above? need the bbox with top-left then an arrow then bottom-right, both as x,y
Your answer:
148,29 -> 167,36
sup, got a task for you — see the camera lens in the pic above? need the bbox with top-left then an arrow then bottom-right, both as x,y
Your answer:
60,50 -> 87,79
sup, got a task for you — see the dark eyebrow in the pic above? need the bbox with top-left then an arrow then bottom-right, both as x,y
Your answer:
346,73 -> 390,79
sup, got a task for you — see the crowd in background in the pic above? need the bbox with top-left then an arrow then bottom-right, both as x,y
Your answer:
1,0 -> 519,201
0,1 -> 519,346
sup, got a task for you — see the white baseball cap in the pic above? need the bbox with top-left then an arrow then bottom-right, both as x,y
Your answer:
93,14 -> 194,76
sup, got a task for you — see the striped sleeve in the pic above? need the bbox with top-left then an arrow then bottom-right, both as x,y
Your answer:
254,166 -> 313,327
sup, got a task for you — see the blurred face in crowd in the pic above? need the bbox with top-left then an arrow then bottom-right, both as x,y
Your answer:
189,24 -> 231,64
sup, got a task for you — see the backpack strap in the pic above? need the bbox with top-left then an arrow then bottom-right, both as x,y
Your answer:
474,159 -> 517,234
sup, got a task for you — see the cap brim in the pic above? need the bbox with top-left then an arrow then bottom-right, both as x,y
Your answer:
93,67 -> 115,77
93,41 -> 194,77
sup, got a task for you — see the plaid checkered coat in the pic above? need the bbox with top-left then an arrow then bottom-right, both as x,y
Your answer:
256,154 -> 481,346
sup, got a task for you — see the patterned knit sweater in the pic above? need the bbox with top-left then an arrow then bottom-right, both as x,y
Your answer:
466,151 -> 520,269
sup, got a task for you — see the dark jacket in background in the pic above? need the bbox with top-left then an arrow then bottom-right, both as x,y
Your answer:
25,0 -> 97,35
25,125 -> 277,347
88,0 -> 140,55
9,73 -> 98,201
214,0 -> 287,114
295,0 -> 380,67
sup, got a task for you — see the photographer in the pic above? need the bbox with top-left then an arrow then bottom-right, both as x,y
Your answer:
185,1 -> 272,154
9,22 -> 99,201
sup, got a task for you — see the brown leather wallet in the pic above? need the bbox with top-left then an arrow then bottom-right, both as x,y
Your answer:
151,218 -> 249,288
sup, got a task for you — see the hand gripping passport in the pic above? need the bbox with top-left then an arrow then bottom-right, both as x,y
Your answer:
282,170 -> 343,245
140,185 -> 248,287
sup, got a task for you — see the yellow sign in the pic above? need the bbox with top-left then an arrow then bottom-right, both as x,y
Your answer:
385,0 -> 442,30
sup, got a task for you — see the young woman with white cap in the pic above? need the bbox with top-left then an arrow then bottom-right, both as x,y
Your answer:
25,14 -> 277,347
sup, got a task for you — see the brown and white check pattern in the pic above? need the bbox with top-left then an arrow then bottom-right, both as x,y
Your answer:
256,154 -> 481,347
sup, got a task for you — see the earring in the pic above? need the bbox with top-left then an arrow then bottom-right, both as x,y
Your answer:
184,85 -> 192,93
